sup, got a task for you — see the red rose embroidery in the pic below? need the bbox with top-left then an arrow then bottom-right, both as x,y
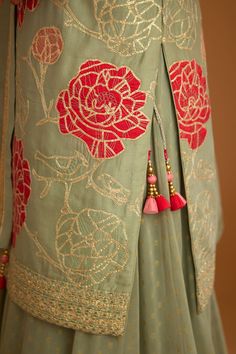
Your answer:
11,137 -> 31,247
56,60 -> 149,159
31,27 -> 64,65
169,60 -> 211,149
17,0 -> 39,28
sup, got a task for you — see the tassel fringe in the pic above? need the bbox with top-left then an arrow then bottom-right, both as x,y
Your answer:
156,194 -> 170,212
170,193 -> 187,211
143,196 -> 159,214
164,149 -> 187,211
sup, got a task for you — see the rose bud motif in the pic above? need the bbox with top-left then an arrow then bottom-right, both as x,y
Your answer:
169,59 -> 211,150
11,137 -> 31,247
17,0 -> 39,27
31,27 -> 64,65
56,59 -> 150,159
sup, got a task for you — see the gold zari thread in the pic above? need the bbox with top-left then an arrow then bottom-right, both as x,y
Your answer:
7,256 -> 129,336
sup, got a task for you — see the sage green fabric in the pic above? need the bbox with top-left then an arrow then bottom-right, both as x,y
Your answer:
0,0 -> 228,353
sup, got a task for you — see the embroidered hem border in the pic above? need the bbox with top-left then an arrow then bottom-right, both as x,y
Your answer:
7,257 -> 129,336
196,250 -> 216,312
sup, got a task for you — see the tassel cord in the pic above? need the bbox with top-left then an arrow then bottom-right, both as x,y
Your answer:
152,102 -> 187,211
153,102 -> 167,150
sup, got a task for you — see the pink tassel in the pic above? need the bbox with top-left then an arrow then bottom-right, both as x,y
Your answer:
143,149 -> 171,214
143,196 -> 159,214
156,194 -> 170,212
164,149 -> 187,212
170,192 -> 187,211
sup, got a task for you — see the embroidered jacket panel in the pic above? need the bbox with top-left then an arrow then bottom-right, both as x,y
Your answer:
0,0 -> 223,336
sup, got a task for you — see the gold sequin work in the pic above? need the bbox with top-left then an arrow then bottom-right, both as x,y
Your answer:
7,255 -> 129,336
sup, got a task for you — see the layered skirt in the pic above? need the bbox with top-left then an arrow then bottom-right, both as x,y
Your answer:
0,0 -> 228,353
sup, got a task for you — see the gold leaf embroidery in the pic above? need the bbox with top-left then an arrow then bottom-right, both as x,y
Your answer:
94,0 -> 162,55
32,148 -> 133,211
50,0 -> 199,55
32,149 -> 92,212
55,209 -> 129,287
24,207 -> 129,288
163,0 -> 199,50
88,173 -> 131,205
182,150 -> 217,312
51,0 -> 162,56
188,190 -> 216,311
25,148 -> 130,288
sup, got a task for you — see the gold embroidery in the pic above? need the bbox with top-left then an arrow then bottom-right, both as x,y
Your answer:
51,0 -> 162,56
182,150 -> 217,312
189,190 -> 216,311
15,60 -> 30,136
16,143 -> 134,293
24,207 -> 129,288
51,0 -> 102,40
7,255 -> 129,336
88,173 -> 131,205
18,139 -> 145,302
55,209 -> 129,287
94,0 -> 162,56
162,0 -> 198,50
32,148 -> 132,210
22,26 -> 64,126
32,149 -> 96,212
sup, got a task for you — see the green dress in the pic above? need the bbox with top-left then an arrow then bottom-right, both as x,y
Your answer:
0,0 -> 228,353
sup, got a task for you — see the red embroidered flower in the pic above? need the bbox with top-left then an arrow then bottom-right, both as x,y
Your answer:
56,60 -> 149,159
169,60 -> 211,149
17,0 -> 39,28
11,137 -> 31,247
31,27 -> 64,65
